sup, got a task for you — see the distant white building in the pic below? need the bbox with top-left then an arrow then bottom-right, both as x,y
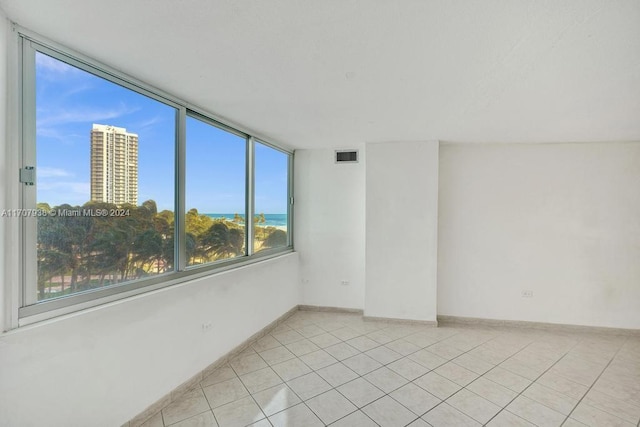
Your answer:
90,124 -> 138,205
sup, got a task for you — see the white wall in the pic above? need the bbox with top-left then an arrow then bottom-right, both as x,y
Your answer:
294,147 -> 366,309
438,142 -> 640,329
365,141 -> 439,321
0,253 -> 299,427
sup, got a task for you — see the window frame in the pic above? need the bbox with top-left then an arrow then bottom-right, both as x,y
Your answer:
253,139 -> 295,253
13,28 -> 294,326
183,111 -> 251,268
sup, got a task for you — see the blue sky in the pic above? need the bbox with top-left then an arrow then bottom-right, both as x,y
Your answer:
36,52 -> 288,214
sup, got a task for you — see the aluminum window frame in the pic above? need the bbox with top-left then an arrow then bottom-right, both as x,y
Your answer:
13,27 -> 294,326
183,111 -> 250,268
252,139 -> 294,254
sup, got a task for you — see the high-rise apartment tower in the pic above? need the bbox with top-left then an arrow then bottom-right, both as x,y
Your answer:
90,124 -> 138,205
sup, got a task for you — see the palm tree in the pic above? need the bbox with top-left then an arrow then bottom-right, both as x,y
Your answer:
133,229 -> 163,274
201,222 -> 243,260
37,204 -> 92,296
37,248 -> 67,299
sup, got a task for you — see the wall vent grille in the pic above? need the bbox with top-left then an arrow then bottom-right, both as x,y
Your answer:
335,150 -> 358,163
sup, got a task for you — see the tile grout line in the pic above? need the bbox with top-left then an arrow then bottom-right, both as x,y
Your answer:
565,337 -> 640,424
256,313 -> 340,424
240,316 -> 470,425
227,351 -> 274,427
297,318 -> 627,426
150,312 -> 418,426
133,309 -> 637,426
182,312 -> 634,427
288,318 -> 533,426
295,318 -> 405,426
197,382 -> 223,427
483,332 -> 602,426
422,327 -> 584,425
247,315 -> 379,426
139,306 -> 301,427
560,337 -> 628,427
349,321 -> 527,425
321,325 -> 502,425
310,317 -> 460,427
239,340 -> 292,426
416,329 -> 519,425
258,315 -> 463,426
199,311 -> 309,426
301,320 -> 395,426
278,319 -> 356,426
324,320 -> 469,425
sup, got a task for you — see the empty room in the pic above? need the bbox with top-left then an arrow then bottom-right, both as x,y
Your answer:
0,1 -> 639,426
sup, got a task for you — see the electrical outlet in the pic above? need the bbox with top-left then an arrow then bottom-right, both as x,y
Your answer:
521,290 -> 533,298
341,280 -> 349,286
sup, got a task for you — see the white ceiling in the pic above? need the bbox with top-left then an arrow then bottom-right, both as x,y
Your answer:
1,0 -> 639,149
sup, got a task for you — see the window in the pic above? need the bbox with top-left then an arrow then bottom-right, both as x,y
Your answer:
16,34 -> 293,322
254,142 -> 291,253
31,51 -> 176,304
186,115 -> 247,266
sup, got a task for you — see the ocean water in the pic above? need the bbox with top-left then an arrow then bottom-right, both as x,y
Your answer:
205,213 -> 287,227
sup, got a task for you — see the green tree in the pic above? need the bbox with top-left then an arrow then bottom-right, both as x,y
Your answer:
186,208 -> 213,237
86,202 -> 149,283
141,199 -> 158,216
37,203 -> 92,297
263,229 -> 287,249
229,228 -> 245,255
133,229 -> 163,274
152,212 -> 173,273
89,223 -> 132,283
201,222 -> 244,260
36,199 -> 251,292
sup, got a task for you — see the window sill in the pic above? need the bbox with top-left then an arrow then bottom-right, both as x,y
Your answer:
14,249 -> 295,330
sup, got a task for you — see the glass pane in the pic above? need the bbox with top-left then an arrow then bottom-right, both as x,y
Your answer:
186,116 -> 246,266
35,52 -> 176,301
254,142 -> 289,252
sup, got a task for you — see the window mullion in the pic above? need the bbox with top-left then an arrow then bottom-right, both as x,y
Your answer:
288,154 -> 294,248
246,137 -> 255,256
176,107 -> 187,271
21,40 -> 37,307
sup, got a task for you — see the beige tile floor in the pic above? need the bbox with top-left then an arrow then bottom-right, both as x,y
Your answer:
141,311 -> 640,427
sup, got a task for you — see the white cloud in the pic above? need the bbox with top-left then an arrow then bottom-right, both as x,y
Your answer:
136,116 -> 162,130
37,103 -> 139,129
38,181 -> 90,206
61,84 -> 93,98
38,167 -> 73,179
36,127 -> 85,143
38,181 -> 89,193
35,53 -> 80,75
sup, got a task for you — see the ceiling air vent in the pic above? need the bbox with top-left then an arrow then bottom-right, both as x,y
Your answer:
335,150 -> 359,163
